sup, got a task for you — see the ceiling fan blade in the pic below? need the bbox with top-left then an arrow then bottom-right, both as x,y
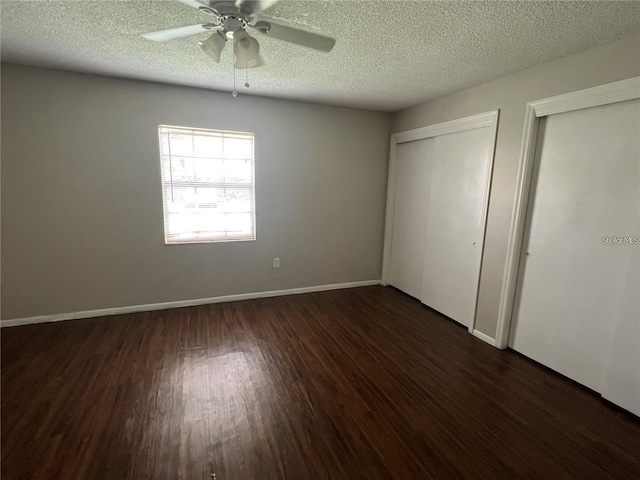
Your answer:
175,0 -> 210,10
258,0 -> 280,11
142,24 -> 219,42
235,0 -> 280,16
252,21 -> 335,52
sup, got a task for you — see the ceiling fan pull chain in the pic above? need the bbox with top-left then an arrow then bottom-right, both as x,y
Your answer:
245,63 -> 250,88
232,52 -> 238,97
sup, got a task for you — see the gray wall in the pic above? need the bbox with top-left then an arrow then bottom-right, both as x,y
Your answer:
392,34 -> 640,340
1,64 -> 390,320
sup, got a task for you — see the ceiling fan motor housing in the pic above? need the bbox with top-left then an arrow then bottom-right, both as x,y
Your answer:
220,15 -> 248,36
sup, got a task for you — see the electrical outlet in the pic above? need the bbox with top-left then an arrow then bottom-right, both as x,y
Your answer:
273,257 -> 280,268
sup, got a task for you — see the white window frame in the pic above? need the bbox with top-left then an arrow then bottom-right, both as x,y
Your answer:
158,124 -> 256,244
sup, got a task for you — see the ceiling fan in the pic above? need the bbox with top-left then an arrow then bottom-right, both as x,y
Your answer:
141,0 -> 336,69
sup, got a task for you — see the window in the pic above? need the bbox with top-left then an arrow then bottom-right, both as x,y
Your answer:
158,125 -> 255,244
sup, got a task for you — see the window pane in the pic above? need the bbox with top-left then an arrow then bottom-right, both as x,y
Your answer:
193,158 -> 225,183
159,125 -> 255,243
171,159 -> 196,182
194,135 -> 223,159
170,186 -> 197,207
226,213 -> 253,235
194,187 -> 221,208
165,212 -> 253,238
222,188 -> 253,213
224,159 -> 253,183
223,137 -> 252,159
168,134 -> 193,157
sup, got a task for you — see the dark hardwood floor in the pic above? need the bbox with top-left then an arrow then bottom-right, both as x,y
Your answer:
2,286 -> 639,479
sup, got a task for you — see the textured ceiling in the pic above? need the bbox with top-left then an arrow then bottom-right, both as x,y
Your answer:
1,0 -> 639,111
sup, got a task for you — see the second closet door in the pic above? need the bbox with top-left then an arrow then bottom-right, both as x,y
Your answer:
509,99 -> 639,404
421,127 -> 494,327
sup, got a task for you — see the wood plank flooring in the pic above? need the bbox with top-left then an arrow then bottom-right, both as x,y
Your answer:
2,286 -> 639,479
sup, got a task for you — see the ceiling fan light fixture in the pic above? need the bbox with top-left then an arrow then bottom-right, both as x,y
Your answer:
198,31 -> 227,63
234,57 -> 262,69
233,30 -> 260,62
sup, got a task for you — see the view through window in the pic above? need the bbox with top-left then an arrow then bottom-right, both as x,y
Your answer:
158,125 -> 255,244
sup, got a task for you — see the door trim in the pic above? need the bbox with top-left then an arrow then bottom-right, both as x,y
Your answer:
495,76 -> 640,349
382,110 -> 499,335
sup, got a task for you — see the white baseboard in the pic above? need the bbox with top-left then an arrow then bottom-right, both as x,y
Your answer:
471,329 -> 500,348
1,280 -> 381,328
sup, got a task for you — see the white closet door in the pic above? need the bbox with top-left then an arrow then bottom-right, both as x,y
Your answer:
389,138 -> 434,299
421,127 -> 494,327
601,228 -> 640,414
510,100 -> 640,404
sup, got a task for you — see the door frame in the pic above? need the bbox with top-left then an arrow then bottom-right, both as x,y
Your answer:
382,110 -> 499,336
495,76 -> 640,349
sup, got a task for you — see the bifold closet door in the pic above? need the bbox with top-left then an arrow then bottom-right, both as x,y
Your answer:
421,127 -> 494,328
510,99 -> 639,414
389,138 -> 434,299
